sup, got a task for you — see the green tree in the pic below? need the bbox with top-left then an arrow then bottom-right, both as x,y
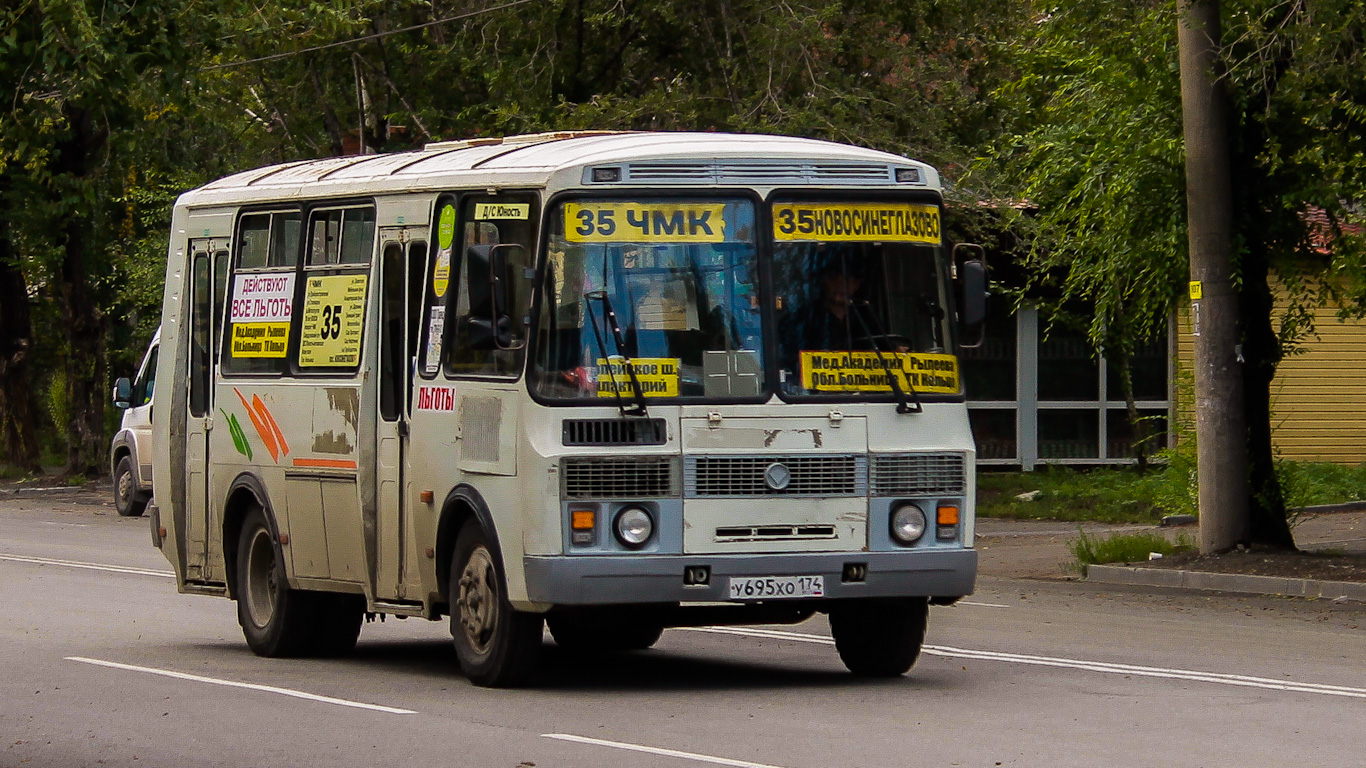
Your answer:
985,0 -> 1366,549
1,0 -> 200,475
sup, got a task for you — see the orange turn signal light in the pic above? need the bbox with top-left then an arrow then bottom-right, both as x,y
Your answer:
936,505 -> 960,526
571,509 -> 596,530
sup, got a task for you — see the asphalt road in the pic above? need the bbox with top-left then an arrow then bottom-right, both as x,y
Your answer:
2,490 -> 1363,768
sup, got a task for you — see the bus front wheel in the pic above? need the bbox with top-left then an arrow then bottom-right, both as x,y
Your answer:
449,519 -> 543,687
828,597 -> 929,676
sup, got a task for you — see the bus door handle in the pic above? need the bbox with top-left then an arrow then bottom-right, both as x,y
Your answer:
398,419 -> 409,437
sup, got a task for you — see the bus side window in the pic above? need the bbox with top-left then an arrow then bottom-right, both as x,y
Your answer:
444,196 -> 535,378
222,210 -> 301,376
189,254 -> 211,416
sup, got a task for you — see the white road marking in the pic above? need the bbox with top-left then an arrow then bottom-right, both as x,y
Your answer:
958,601 -> 1010,608
544,733 -> 788,768
0,553 -> 174,578
67,657 -> 417,714
680,627 -> 1366,700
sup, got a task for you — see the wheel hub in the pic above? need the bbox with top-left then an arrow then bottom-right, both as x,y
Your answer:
457,547 -> 498,654
244,528 -> 278,628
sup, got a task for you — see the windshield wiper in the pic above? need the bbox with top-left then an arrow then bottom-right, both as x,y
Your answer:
851,301 -> 922,415
584,290 -> 649,418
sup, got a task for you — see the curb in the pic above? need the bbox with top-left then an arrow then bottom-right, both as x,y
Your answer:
1086,564 -> 1366,603
0,486 -> 96,497
1290,501 -> 1366,515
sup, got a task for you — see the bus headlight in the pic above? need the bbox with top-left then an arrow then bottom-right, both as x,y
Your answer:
890,503 -> 927,544
614,507 -> 654,548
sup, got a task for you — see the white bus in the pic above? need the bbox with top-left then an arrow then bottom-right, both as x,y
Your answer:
149,131 -> 987,686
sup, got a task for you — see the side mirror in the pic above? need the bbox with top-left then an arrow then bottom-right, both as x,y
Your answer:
953,244 -> 988,349
112,377 -> 133,409
465,243 -> 526,351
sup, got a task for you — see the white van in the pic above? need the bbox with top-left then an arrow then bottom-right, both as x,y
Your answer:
111,330 -> 159,517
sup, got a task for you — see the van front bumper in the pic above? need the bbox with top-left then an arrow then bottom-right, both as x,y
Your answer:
523,548 -> 976,605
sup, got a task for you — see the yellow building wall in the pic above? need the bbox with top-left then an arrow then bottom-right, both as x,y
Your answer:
1177,301 -> 1366,464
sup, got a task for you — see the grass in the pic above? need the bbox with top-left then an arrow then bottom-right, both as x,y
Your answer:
977,465 -> 1180,524
1069,530 -> 1195,570
979,458 -> 1366,525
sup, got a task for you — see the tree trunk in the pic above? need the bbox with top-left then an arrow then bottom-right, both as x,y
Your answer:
52,104 -> 109,478
0,191 -> 43,473
1237,242 -> 1297,550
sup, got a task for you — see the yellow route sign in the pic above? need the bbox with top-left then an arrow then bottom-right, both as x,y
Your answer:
299,274 -> 368,367
566,202 -> 726,243
596,357 -> 681,397
800,350 -> 959,394
773,202 -> 940,243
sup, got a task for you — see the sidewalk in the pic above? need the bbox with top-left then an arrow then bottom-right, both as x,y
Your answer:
976,510 -> 1366,602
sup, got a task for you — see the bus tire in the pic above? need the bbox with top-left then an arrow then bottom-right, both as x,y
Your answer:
114,455 -> 147,517
449,519 -> 542,687
829,597 -> 929,677
547,612 -> 664,652
235,506 -> 318,657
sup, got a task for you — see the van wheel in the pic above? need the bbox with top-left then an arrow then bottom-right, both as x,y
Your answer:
829,598 -> 929,676
449,519 -> 542,687
548,611 -> 665,652
114,456 -> 147,517
236,506 -> 319,657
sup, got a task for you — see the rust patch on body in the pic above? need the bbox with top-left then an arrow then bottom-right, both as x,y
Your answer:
312,430 -> 354,455
325,387 -> 360,430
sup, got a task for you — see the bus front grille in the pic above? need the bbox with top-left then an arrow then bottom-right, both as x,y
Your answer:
561,456 -> 677,499
562,418 -> 667,447
684,455 -> 866,497
870,453 -> 966,496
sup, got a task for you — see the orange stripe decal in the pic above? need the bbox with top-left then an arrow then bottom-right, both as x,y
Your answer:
234,388 -> 279,462
252,394 -> 290,457
292,458 -> 358,469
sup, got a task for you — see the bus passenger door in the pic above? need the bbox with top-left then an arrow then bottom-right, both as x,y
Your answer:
184,242 -> 223,582
376,239 -> 425,600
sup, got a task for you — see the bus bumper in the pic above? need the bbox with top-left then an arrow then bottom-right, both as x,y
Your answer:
523,548 -> 976,606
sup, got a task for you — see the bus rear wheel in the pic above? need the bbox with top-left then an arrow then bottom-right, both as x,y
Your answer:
828,597 -> 929,676
237,507 -> 316,657
449,519 -> 542,687
235,506 -> 363,657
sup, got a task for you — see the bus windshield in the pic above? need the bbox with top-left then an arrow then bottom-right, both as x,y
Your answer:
532,197 -> 764,401
770,199 -> 959,400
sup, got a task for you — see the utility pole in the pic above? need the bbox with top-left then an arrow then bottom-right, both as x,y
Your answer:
1178,0 -> 1250,553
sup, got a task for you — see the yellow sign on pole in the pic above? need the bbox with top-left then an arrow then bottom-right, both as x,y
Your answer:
299,274 -> 368,367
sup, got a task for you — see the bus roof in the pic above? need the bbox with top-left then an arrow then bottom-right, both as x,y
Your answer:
179,132 -> 940,208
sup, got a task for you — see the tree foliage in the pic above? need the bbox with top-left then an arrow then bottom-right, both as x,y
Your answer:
984,0 -> 1366,547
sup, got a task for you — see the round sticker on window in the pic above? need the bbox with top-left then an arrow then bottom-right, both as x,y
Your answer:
437,204 -> 456,250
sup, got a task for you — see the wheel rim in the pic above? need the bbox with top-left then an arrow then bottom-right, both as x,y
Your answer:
456,546 -> 499,655
116,468 -> 134,507
243,527 -> 278,629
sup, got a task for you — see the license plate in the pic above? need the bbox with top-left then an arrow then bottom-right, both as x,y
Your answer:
727,575 -> 825,600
